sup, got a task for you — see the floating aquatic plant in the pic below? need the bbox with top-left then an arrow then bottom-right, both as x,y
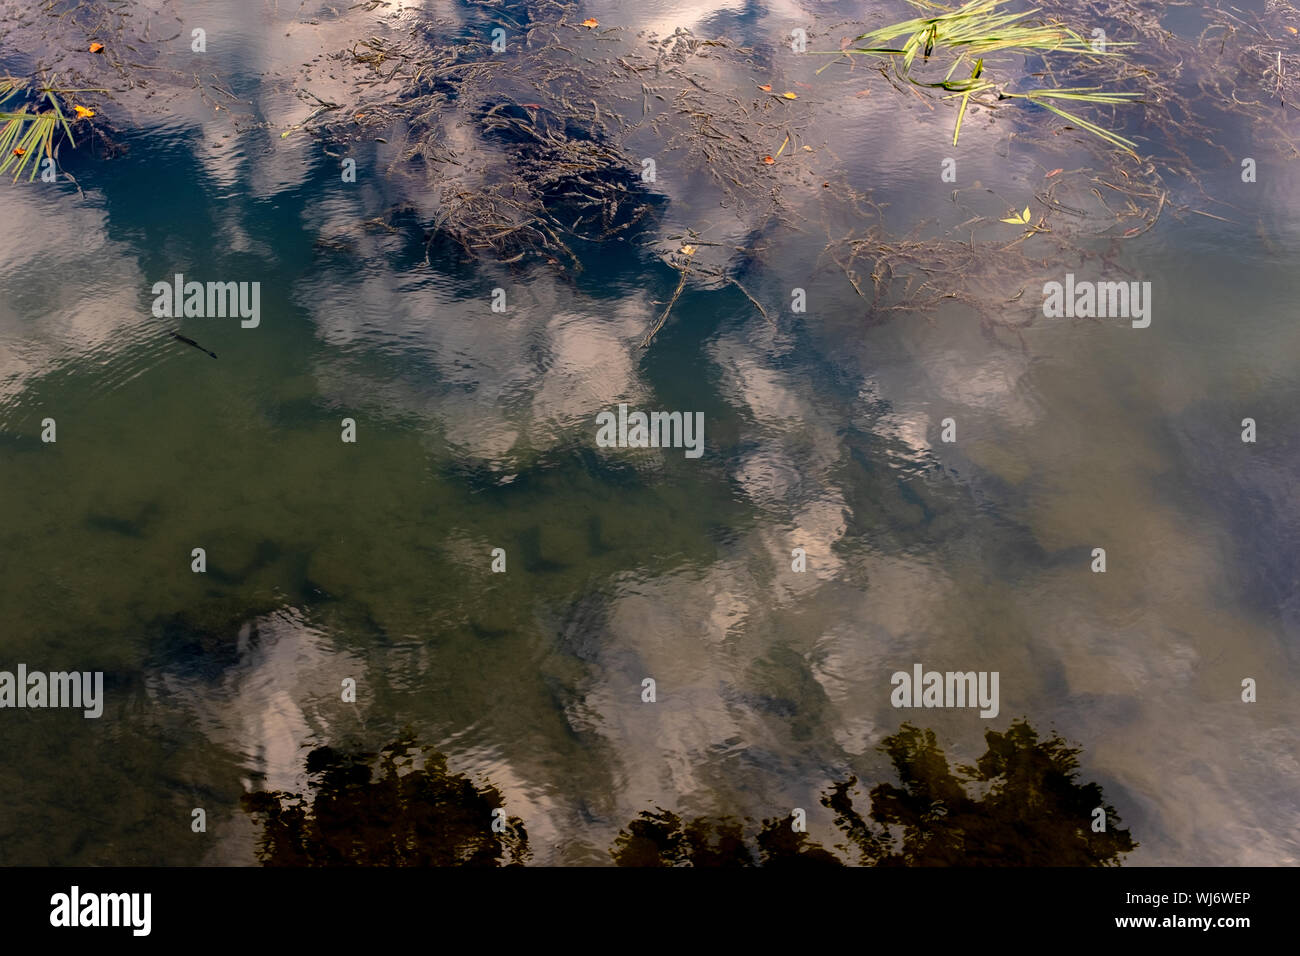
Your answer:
0,75 -> 89,182
820,0 -> 1142,154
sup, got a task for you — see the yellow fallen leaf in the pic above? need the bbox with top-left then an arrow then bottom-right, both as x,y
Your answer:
680,245 -> 696,256
581,17 -> 599,28
1287,26 -> 1298,35
73,105 -> 95,119
999,205 -> 1032,225
781,91 -> 797,99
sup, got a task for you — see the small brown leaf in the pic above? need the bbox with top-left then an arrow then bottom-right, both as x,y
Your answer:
762,155 -> 775,165
581,17 -> 599,28
1046,168 -> 1063,178
12,147 -> 25,156
89,42 -> 104,53
1123,227 -> 1142,237
757,84 -> 772,92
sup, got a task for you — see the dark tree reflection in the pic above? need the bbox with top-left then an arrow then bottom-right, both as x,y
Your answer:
610,809 -> 757,867
241,733 -> 529,866
611,720 -> 1137,866
242,720 -> 1134,866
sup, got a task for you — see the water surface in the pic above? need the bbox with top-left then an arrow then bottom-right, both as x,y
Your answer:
0,0 -> 1297,865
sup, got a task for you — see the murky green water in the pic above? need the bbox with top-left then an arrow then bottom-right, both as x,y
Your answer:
0,0 -> 1296,865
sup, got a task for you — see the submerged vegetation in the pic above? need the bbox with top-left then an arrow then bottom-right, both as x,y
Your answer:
281,0 -> 1299,346
6,0 -> 1298,346
242,721 -> 1136,866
